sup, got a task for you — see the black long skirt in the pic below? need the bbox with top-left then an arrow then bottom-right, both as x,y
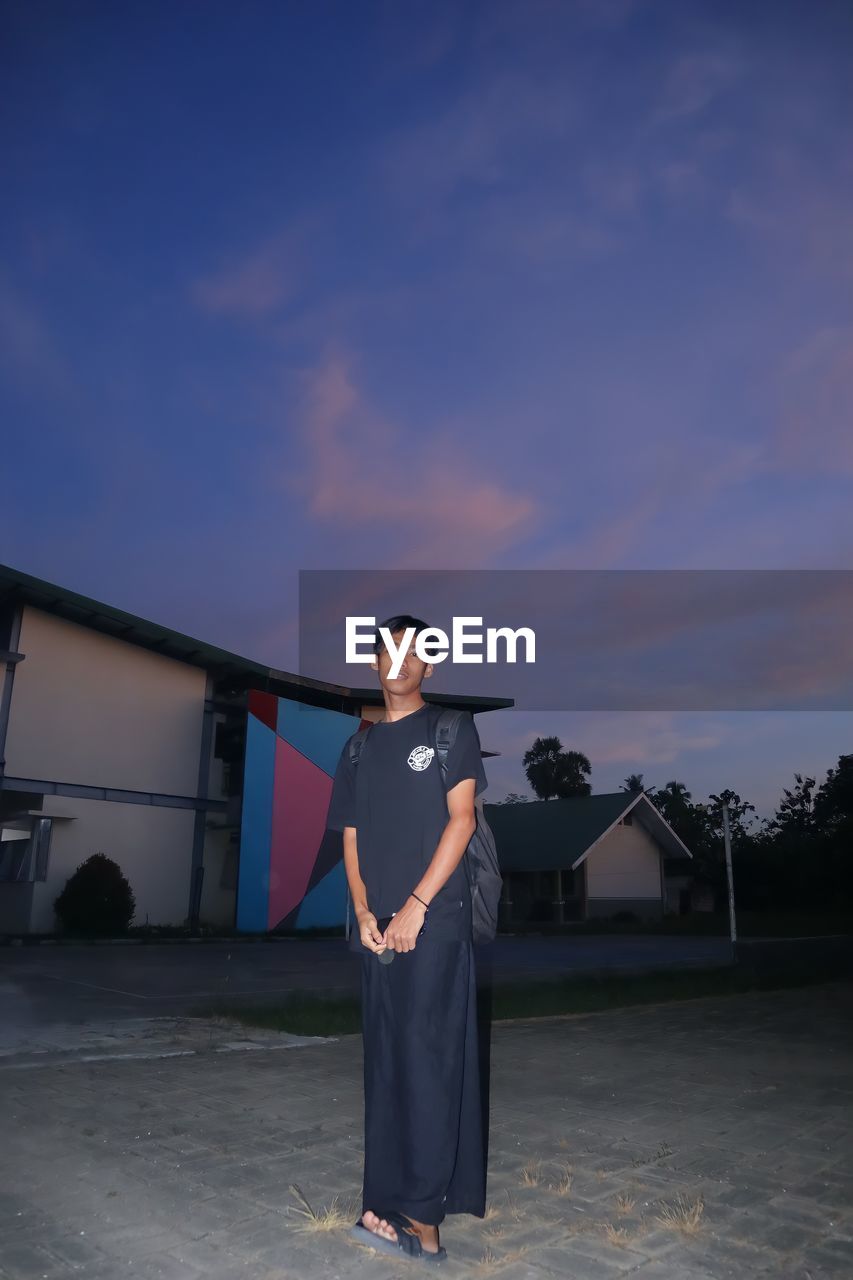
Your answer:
359,936 -> 486,1227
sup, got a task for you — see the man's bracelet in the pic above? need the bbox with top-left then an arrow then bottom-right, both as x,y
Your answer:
410,892 -> 430,911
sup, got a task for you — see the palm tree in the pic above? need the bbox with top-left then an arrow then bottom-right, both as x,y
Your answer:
621,773 -> 646,794
522,736 -> 591,800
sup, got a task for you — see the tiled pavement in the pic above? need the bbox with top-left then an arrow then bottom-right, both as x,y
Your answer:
1,981 -> 852,1280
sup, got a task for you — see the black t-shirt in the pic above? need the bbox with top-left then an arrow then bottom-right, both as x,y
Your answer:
325,702 -> 489,951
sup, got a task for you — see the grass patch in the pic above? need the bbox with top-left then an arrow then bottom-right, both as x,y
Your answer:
287,1183 -> 356,1232
192,959 -> 845,1037
201,992 -> 364,1037
548,1163 -> 574,1196
520,1158 -> 543,1187
656,1192 -> 705,1235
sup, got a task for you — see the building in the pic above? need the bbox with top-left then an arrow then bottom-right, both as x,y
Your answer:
485,790 -> 695,924
0,563 -> 511,936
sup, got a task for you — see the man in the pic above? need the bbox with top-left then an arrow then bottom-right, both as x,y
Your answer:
325,614 -> 488,1264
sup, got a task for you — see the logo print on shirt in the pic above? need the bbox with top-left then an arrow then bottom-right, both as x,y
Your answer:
407,745 -> 434,771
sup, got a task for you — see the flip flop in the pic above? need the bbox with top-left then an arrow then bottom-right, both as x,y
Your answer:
351,1209 -> 447,1264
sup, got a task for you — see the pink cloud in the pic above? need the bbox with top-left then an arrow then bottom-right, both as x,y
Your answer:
282,353 -> 541,565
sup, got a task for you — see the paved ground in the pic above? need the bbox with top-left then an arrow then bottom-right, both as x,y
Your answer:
0,936 -> 735,1035
2,980 -> 852,1280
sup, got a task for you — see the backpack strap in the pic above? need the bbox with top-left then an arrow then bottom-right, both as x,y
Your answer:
434,707 -> 464,783
436,708 -> 486,815
348,723 -> 374,767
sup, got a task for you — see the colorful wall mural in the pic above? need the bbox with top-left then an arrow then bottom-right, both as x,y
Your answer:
236,691 -> 366,932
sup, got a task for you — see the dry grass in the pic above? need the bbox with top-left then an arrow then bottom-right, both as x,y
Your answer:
476,1244 -> 530,1270
614,1192 -> 635,1214
287,1183 -> 355,1233
520,1158 -> 543,1187
482,1201 -> 500,1222
601,1223 -> 632,1248
549,1164 -> 574,1196
503,1190 -> 523,1223
655,1192 -> 705,1236
476,1246 -> 499,1268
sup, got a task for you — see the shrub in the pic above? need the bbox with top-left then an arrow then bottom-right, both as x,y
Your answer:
54,852 -> 136,936
611,909 -> 639,923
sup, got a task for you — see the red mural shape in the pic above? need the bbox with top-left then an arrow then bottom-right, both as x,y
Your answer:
248,689 -> 279,732
267,737 -> 333,929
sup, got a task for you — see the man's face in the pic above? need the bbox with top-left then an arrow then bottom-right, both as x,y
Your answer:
371,628 -> 433,693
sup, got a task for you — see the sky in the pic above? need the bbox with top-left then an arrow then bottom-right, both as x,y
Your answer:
2,0 -> 852,823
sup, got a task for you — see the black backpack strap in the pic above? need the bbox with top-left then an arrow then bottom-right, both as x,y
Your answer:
434,707 -> 463,782
348,724 -> 373,767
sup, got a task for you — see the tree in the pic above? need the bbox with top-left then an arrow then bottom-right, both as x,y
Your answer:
648,781 -> 724,906
652,780 -> 698,837
522,736 -> 591,799
621,773 -> 649,795
493,792 -> 529,805
812,753 -> 853,905
813,753 -> 853,838
766,772 -> 817,838
706,790 -> 757,845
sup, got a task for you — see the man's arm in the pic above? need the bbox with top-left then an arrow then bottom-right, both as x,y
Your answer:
413,777 -> 477,904
381,778 -> 476,953
342,826 -> 385,953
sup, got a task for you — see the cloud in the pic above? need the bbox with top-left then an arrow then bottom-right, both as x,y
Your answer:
654,50 -> 745,123
536,428 -> 763,569
473,196 -> 625,268
382,70 -> 575,205
484,709 -> 727,779
282,353 -> 541,565
574,711 -> 726,767
726,155 -> 853,282
770,327 -> 853,475
191,229 -> 305,320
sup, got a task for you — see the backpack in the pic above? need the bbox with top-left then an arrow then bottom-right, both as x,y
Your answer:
347,707 -> 503,944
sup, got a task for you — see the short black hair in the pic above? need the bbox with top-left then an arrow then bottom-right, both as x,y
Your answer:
373,614 -> 432,656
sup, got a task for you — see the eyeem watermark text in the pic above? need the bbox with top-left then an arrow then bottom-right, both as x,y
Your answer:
346,617 -> 536,679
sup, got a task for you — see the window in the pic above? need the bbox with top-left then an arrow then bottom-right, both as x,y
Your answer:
0,817 -> 53,883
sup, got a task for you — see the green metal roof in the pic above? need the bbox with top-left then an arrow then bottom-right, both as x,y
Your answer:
483,791 -> 693,871
0,562 -> 513,715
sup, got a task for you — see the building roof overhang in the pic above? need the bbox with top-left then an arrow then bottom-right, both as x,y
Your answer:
0,563 -> 513,715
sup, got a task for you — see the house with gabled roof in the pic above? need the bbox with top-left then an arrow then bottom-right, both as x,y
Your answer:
484,790 -> 696,924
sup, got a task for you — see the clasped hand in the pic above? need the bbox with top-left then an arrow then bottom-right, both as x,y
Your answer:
357,896 -> 427,954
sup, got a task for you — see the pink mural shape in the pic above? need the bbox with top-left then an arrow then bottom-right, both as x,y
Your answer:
268,737 -> 333,929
